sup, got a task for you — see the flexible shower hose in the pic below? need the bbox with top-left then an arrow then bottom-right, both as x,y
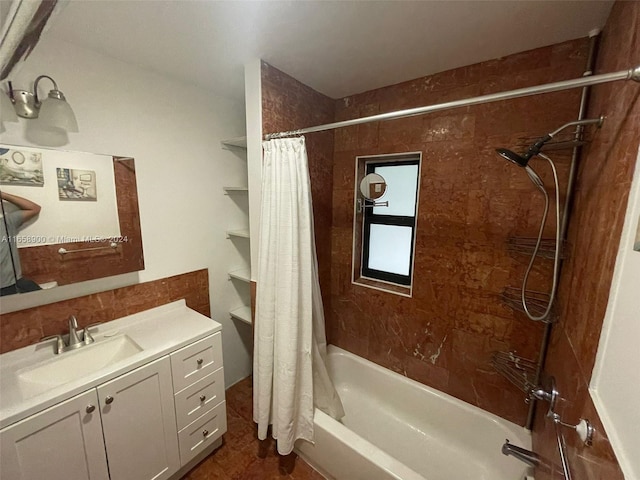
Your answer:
521,153 -> 561,322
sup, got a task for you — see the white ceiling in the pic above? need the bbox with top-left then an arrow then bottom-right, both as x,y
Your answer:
45,0 -> 614,100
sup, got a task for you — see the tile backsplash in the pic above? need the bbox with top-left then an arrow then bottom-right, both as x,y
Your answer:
0,269 -> 210,354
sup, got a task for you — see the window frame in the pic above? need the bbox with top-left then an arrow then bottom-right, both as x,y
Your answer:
360,157 -> 420,287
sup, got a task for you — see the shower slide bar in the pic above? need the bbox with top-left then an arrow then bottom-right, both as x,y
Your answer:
264,65 -> 640,139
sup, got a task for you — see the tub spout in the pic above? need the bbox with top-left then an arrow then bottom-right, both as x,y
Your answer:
502,439 -> 541,468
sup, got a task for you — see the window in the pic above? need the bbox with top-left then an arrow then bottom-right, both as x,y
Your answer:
354,153 -> 421,294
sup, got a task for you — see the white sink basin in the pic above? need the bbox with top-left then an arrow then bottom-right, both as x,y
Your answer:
17,335 -> 143,398
0,300 -> 223,430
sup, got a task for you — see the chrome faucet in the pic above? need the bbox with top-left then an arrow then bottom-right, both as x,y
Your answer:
66,315 -> 83,350
502,439 -> 541,468
41,317 -> 101,354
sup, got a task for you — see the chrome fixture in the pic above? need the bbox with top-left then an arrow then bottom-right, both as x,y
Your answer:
495,117 -> 604,169
41,334 -> 66,355
528,376 -> 558,417
67,315 -> 83,349
264,63 -> 639,139
524,375 -> 593,480
5,75 -> 78,132
40,316 -> 101,354
496,117 -> 604,322
502,440 -> 542,468
83,322 -> 102,344
553,417 -> 595,447
356,197 -> 389,213
58,242 -> 118,255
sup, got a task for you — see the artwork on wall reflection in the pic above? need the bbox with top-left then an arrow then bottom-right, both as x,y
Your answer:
57,168 -> 97,201
0,147 -> 44,186
634,216 -> 640,252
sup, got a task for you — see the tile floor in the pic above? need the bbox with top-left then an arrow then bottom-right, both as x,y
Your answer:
183,377 -> 324,480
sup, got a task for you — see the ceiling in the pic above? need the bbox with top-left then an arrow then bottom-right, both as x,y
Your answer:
44,0 -> 614,100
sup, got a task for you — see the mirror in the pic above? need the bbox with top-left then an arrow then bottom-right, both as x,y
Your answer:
0,144 -> 144,297
359,173 -> 387,200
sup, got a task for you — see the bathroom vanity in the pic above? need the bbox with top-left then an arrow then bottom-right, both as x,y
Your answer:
0,300 -> 226,480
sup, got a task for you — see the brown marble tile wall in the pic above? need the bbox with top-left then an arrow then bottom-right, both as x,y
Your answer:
0,269 -> 210,354
330,39 -> 590,425
261,62 -> 336,317
533,2 -> 640,478
18,157 -> 144,286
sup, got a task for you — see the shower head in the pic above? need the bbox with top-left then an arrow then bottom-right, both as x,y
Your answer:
495,116 -> 604,168
496,148 -> 528,167
495,149 -> 546,192
495,135 -> 552,168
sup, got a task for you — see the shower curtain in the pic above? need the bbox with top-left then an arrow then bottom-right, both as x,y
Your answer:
254,137 -> 344,455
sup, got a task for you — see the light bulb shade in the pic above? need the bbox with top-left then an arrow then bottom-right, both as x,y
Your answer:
38,96 -> 78,132
1,92 -> 19,123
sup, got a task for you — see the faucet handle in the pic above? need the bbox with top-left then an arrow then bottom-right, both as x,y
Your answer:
83,322 -> 102,344
529,376 -> 558,417
41,334 -> 66,354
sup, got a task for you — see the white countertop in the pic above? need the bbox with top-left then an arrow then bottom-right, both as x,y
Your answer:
0,300 -> 221,430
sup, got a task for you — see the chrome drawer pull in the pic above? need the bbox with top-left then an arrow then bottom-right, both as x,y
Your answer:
200,394 -> 206,402
86,404 -> 95,413
105,396 -> 114,405
196,358 -> 204,366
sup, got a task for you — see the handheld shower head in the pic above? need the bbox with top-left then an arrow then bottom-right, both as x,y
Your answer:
495,134 -> 553,168
496,148 -> 528,167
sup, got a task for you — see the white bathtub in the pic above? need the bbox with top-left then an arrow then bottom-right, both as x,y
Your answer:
295,346 -> 532,480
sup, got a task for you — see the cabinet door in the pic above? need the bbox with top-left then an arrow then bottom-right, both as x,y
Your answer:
0,389 -> 109,480
98,356 -> 180,480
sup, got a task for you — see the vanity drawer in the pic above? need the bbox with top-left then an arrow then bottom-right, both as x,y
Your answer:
178,401 -> 227,466
174,368 -> 225,430
170,333 -> 222,393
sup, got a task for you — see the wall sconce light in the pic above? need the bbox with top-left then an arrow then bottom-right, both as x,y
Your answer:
6,75 -> 78,132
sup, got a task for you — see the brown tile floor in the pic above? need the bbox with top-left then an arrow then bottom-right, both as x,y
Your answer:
183,377 -> 325,480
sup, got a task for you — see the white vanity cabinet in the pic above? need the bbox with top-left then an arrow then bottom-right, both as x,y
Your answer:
0,303 -> 227,480
98,356 -> 180,480
0,357 -> 179,480
0,389 -> 110,480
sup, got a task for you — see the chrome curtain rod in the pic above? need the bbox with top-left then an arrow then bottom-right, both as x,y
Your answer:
264,65 -> 640,140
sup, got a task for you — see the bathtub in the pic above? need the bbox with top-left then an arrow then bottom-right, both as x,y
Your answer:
295,345 -> 532,480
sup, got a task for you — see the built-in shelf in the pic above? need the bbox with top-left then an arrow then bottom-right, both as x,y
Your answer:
226,229 -> 250,239
223,135 -> 251,328
223,186 -> 249,194
221,136 -> 247,149
228,268 -> 251,283
230,305 -> 252,325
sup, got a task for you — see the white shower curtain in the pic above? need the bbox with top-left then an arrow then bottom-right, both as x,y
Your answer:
254,137 -> 344,455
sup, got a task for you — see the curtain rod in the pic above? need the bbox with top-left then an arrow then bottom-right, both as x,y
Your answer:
264,65 -> 640,140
